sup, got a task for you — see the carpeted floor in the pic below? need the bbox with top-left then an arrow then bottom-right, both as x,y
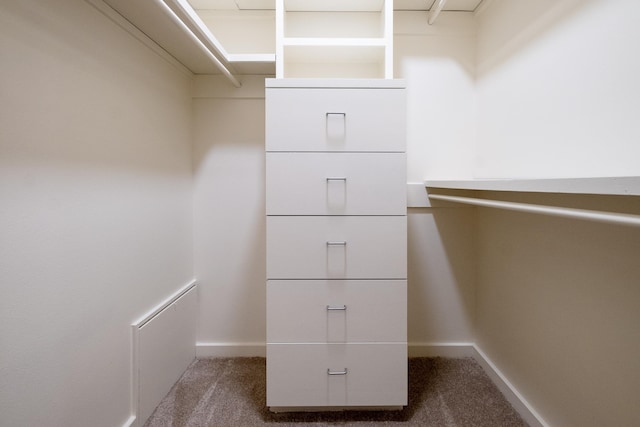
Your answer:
144,357 -> 528,426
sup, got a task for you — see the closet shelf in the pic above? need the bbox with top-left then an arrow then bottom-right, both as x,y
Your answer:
425,177 -> 640,196
283,0 -> 385,12
276,0 -> 393,78
283,38 -> 387,46
425,177 -> 640,228
427,193 -> 640,228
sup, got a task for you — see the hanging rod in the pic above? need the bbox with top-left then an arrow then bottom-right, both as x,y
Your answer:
428,0 -> 450,25
428,194 -> 640,228
154,0 -> 242,87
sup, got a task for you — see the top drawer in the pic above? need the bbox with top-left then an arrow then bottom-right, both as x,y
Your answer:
266,88 -> 406,152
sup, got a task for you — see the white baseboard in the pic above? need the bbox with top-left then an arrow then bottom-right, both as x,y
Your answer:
122,415 -> 136,427
196,342 -> 266,357
196,342 -> 474,359
408,342 -> 475,357
471,345 -> 548,427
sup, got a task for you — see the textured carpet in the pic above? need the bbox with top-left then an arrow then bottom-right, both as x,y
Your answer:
144,357 -> 528,426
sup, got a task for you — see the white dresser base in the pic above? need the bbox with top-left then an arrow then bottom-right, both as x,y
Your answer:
269,406 -> 404,413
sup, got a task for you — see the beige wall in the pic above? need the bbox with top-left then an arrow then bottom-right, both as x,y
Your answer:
395,11 -> 476,182
192,77 -> 267,350
475,0 -> 640,178
407,207 -> 476,346
0,1 -> 193,425
476,196 -> 640,426
395,12 -> 478,349
473,1 -> 640,425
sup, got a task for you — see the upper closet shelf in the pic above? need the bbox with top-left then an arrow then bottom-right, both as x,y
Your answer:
276,0 -> 394,79
425,177 -> 640,196
284,0 -> 385,12
98,0 -> 274,83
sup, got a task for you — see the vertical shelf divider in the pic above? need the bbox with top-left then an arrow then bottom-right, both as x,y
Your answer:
276,0 -> 394,79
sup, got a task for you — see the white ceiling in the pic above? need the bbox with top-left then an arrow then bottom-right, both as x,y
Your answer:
188,0 -> 484,11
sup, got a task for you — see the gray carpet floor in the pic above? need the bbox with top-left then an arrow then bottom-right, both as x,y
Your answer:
144,357 -> 528,426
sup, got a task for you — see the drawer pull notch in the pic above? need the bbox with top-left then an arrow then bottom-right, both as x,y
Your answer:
326,112 -> 346,140
326,305 -> 347,311
327,368 -> 348,376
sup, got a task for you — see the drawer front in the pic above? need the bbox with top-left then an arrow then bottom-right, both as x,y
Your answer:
266,152 -> 406,215
267,343 -> 407,408
267,280 -> 406,343
266,216 -> 407,280
266,88 -> 406,152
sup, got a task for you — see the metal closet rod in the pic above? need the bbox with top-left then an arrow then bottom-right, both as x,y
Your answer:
428,0 -> 450,25
428,194 -> 640,228
155,0 -> 242,87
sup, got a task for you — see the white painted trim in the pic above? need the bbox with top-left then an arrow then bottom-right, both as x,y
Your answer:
129,326 -> 139,427
130,280 -> 197,427
197,342 -> 267,357
122,415 -> 136,427
132,280 -> 197,327
196,342 -> 478,359
408,342 -> 474,357
472,345 -> 549,427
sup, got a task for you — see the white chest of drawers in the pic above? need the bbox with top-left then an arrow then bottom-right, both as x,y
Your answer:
265,78 -> 407,411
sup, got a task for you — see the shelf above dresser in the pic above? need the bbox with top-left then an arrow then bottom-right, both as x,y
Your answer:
276,0 -> 394,78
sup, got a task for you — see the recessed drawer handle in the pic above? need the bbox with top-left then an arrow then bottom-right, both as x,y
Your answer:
326,113 -> 346,140
326,241 -> 347,246
327,368 -> 348,376
326,177 -> 347,182
326,305 -> 347,311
